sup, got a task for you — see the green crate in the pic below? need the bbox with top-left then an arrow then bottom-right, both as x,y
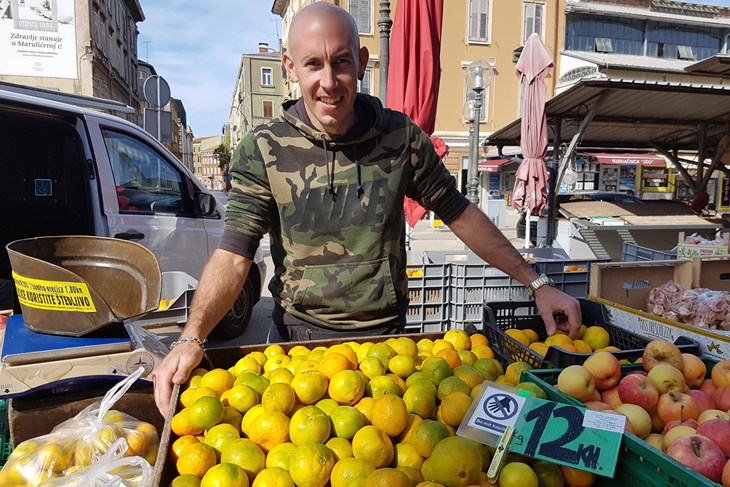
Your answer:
0,399 -> 9,467
522,359 -> 719,487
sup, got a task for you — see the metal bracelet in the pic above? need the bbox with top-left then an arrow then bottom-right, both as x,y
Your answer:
169,336 -> 206,350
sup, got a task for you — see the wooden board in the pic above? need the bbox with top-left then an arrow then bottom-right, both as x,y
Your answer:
560,201 -> 625,218
621,215 -> 715,226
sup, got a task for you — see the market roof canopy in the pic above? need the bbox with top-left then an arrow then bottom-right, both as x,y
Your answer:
478,158 -> 510,172
485,78 -> 730,152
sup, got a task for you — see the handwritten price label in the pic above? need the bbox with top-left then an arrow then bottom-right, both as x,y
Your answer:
510,399 -> 624,477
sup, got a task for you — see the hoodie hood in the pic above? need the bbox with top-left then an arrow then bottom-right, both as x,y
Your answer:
281,93 -> 391,148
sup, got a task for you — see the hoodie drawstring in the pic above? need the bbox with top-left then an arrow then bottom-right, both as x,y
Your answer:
322,136 -> 363,201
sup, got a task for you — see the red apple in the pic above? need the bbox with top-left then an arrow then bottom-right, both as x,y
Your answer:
650,409 -> 665,433
643,340 -> 684,372
657,391 -> 699,423
618,373 -> 659,411
647,363 -> 687,394
627,370 -> 648,377
699,409 -> 730,423
601,386 -> 623,410
700,379 -> 717,396
723,458 -> 730,487
712,359 -> 730,388
662,419 -> 700,435
686,389 -> 715,413
584,401 -> 612,411
662,425 -> 697,452
583,351 -> 622,391
712,386 -> 730,411
557,365 -> 596,402
616,403 -> 652,439
682,353 -> 706,389
667,435 -> 725,483
697,418 -> 730,457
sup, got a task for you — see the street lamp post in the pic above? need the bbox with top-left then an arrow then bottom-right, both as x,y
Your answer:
464,60 -> 495,206
378,1 -> 392,104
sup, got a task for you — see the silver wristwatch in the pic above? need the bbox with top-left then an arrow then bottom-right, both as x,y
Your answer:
527,274 -> 556,296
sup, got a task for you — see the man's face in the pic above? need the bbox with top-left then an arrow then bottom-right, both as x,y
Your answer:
283,19 -> 369,138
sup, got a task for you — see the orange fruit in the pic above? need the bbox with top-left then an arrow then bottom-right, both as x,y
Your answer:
560,465 -> 595,487
169,474 -> 202,487
411,419 -> 450,458
265,354 -> 292,374
176,442 -> 217,478
417,338 -> 435,354
420,436 -> 482,487
435,348 -> 462,369
265,344 -> 286,358
220,438 -> 266,483
247,411 -> 291,452
498,462 -> 538,487
366,375 -> 401,399
288,345 -> 310,357
359,356 -> 387,379
367,342 -> 397,367
252,467 -> 295,487
241,404 -> 265,436
171,408 -> 204,437
326,437 -> 354,461
389,354 -> 417,378
269,368 -> 294,385
531,461 -> 564,487
456,350 -> 477,366
444,329 -> 471,351
203,423 -> 240,458
471,345 -> 495,360
329,370 -> 366,405
403,386 -> 437,419
325,344 -> 358,369
289,405 -> 331,445
330,457 -> 376,487
557,343 -> 578,353
437,376 -> 471,401
439,391 -> 472,427
316,397 -> 340,415
453,365 -> 486,390
364,467 -> 412,487
406,376 -> 438,397
172,435 -> 201,461
529,342 -> 549,357
581,326 -> 610,351
266,442 -> 297,470
544,334 -> 572,348
505,361 -> 533,386
572,340 -> 592,354
199,369 -> 235,397
391,337 -> 419,357
188,396 -> 225,431
387,373 -> 409,395
396,413 -> 424,444
200,461 -> 248,487
319,352 -> 354,379
504,329 -> 530,347
469,334 -> 489,349
227,384 -> 260,415
352,425 -> 394,468
397,466 -> 424,486
354,397 -> 376,425
262,383 -> 297,414
291,370 -> 329,405
394,442 -> 425,470
431,339 -> 455,356
420,357 -> 453,386
235,371 -> 270,395
330,405 -> 366,440
234,356 -> 262,376
371,394 -> 409,437
288,441 -> 335,487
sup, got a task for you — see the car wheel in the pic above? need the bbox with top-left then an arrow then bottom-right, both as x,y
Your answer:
211,278 -> 256,340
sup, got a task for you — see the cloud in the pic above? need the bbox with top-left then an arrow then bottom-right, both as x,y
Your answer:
138,1 -> 279,136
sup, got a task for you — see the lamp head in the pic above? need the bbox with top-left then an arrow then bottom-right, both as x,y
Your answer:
466,60 -> 494,90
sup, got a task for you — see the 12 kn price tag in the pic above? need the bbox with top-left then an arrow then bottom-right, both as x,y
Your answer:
510,398 -> 624,478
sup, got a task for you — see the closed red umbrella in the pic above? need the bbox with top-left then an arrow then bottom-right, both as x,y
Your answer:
511,34 -> 554,225
386,0 -> 444,229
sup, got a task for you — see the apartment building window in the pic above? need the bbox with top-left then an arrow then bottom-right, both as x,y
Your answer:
263,100 -> 274,119
349,0 -> 372,35
261,67 -> 273,87
677,45 -> 694,60
468,0 -> 491,43
594,37 -> 613,53
357,70 -> 371,95
523,2 -> 545,43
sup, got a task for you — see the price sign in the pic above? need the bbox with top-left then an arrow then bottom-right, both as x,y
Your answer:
462,384 -> 624,478
510,398 -> 624,477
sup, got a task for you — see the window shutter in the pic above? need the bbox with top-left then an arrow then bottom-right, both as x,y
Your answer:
523,4 -> 534,44
359,0 -> 371,33
359,70 -> 371,95
469,0 -> 480,40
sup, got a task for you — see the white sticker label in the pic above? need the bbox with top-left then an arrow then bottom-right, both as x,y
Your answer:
466,386 -> 528,436
582,410 -> 626,434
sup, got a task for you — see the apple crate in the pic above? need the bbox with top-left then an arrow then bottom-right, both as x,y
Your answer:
0,399 -> 9,467
482,299 -> 700,369
521,359 -> 719,487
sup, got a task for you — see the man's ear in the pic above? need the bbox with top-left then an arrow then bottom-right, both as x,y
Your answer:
282,51 -> 298,83
358,46 -> 369,79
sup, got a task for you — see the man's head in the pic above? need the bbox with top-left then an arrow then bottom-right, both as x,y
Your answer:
283,3 -> 369,138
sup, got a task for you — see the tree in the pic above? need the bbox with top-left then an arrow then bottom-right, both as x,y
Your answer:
214,143 -> 231,174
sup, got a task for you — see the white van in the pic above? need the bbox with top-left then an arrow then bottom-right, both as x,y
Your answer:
0,88 -> 266,338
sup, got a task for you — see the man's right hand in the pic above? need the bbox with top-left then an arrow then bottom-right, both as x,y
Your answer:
152,343 -> 204,417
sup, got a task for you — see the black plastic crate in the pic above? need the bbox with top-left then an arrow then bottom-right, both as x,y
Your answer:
482,299 -> 700,369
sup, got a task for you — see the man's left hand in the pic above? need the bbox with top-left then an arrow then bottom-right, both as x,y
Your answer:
534,287 -> 582,338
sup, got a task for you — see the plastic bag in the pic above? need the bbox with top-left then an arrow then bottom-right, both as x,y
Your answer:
0,368 -> 159,486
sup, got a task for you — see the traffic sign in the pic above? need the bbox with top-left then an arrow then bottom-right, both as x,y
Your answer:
143,75 -> 171,108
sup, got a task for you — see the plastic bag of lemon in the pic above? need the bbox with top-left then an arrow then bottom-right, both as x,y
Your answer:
166,330 -> 597,487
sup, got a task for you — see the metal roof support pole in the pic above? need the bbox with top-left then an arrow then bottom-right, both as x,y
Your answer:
701,149 -> 724,192
546,92 -> 608,245
655,146 -> 699,194
545,119 -> 562,247
697,124 -> 706,184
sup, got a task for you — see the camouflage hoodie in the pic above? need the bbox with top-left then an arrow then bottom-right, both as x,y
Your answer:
221,94 -> 468,330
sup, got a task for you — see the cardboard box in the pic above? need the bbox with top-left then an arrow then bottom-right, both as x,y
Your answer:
677,232 -> 729,259
589,259 -> 730,360
691,255 -> 730,290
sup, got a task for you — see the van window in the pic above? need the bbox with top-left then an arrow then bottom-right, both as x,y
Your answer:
102,129 -> 190,215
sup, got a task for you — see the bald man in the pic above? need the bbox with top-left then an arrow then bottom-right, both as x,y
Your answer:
152,3 -> 581,416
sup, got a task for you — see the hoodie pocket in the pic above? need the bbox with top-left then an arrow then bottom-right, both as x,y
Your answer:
292,257 -> 398,322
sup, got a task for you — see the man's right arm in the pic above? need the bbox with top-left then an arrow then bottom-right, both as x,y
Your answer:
153,248 -> 252,416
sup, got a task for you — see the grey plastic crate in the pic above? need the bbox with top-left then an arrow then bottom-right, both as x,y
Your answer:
133,271 -> 198,326
621,241 -> 677,262
535,258 -> 610,298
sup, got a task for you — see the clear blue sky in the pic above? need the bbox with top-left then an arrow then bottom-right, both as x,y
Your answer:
138,0 -> 280,138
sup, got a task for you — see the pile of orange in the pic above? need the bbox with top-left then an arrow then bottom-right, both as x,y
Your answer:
169,329 -> 593,487
504,325 -> 623,363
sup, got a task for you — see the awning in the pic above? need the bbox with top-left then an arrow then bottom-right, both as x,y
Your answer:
478,158 -> 510,173
580,152 -> 666,166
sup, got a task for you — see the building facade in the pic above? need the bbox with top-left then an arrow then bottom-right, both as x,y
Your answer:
229,42 -> 286,153
193,135 -> 225,190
